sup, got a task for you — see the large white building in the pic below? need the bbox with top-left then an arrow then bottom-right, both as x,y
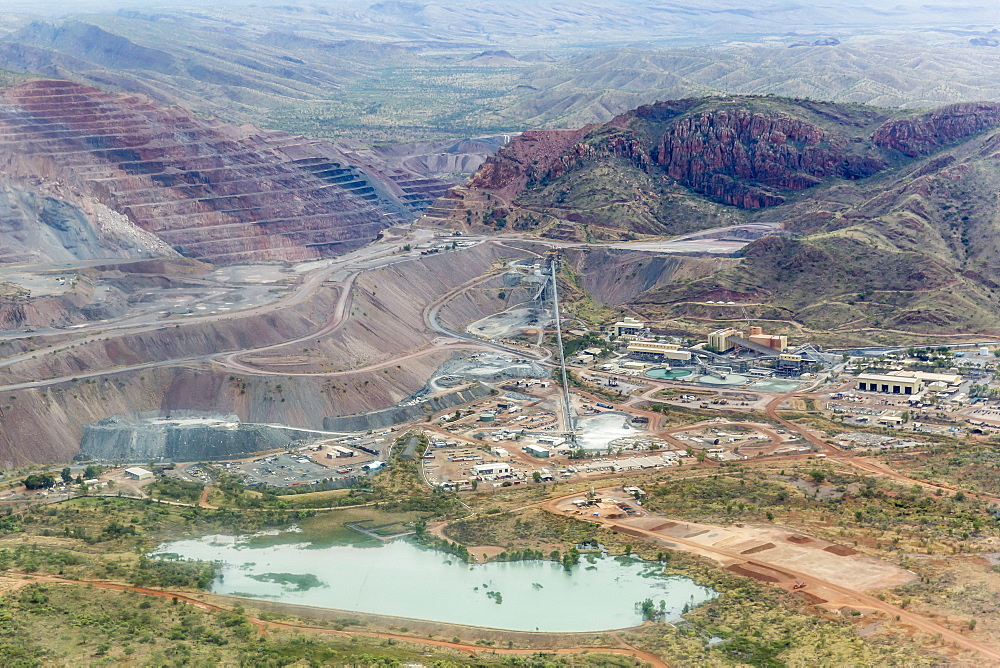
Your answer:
889,370 -> 961,386
856,373 -> 923,395
612,317 -> 645,339
472,463 -> 512,477
627,340 -> 692,362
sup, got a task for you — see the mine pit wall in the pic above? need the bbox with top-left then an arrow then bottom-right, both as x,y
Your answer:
434,274 -> 538,333
560,247 -> 735,306
0,242 -> 534,465
322,383 -> 491,433
0,283 -> 340,386
0,240 -> 531,387
249,241 -> 535,372
0,350 -> 452,467
0,271 -> 98,331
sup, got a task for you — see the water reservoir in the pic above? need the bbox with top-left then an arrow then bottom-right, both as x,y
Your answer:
154,535 -> 714,632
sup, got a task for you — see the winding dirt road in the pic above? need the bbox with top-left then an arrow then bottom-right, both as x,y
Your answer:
763,392 -> 839,454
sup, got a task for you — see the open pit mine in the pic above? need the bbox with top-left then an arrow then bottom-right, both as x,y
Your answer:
0,79 -> 452,265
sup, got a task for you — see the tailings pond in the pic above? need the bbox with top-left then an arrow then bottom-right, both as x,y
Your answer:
154,535 -> 714,632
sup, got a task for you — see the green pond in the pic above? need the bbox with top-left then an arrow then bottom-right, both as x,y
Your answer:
644,367 -> 694,379
154,534 -> 715,632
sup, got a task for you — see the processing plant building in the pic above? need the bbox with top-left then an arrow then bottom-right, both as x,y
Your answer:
626,340 -> 692,362
856,373 -> 923,395
612,317 -> 645,339
709,326 -> 788,353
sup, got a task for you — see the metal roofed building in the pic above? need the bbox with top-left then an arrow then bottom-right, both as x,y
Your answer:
856,373 -> 923,395
124,467 -> 154,480
627,340 -> 692,362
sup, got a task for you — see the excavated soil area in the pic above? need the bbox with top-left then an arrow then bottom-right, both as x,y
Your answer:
0,242 -> 535,465
620,516 -> 914,592
727,563 -> 784,583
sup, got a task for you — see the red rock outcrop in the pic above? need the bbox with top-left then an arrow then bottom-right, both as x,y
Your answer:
0,80 -> 417,264
462,96 -> 1000,216
468,128 -> 589,199
652,109 -> 885,208
873,103 -> 1000,157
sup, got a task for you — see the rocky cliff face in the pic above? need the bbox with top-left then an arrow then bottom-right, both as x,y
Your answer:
872,103 -> 1000,157
0,80 -> 425,264
459,96 -> 1000,216
468,128 -> 589,199
651,108 -> 886,208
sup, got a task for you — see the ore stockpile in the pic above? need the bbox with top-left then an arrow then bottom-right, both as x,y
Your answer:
80,412 -> 312,463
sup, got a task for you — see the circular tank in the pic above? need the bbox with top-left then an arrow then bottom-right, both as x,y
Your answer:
696,373 -> 750,386
644,367 -> 695,380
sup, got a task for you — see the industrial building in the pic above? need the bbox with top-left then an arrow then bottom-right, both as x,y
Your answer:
124,467 -> 154,480
775,353 -> 804,377
708,328 -> 741,352
746,326 -> 788,352
326,446 -> 356,458
626,340 -> 692,362
709,326 -> 787,353
612,317 -> 645,339
472,463 -> 512,477
889,370 -> 962,385
523,444 -> 551,458
856,373 -> 923,395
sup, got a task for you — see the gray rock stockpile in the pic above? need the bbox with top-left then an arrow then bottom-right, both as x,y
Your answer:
80,411 -> 309,462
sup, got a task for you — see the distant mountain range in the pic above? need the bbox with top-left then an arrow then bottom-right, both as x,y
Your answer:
0,4 -> 998,142
498,45 -> 1000,129
428,96 -> 1000,337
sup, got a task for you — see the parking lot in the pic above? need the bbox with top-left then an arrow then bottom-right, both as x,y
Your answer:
166,442 -> 383,489
235,453 -> 338,488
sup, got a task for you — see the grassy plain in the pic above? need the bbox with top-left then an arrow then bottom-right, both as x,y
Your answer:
267,65 -> 525,143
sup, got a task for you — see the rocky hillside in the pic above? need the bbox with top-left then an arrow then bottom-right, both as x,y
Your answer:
498,45 -> 1000,130
461,97 -> 1000,216
430,96 -> 1000,336
0,79 -> 445,264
